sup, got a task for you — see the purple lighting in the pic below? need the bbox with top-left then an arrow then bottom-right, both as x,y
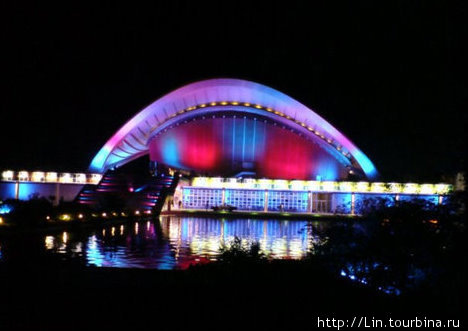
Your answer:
90,79 -> 378,180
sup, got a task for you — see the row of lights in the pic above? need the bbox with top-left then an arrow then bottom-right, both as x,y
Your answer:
48,210 -> 153,222
1,170 -> 102,184
156,101 -> 351,160
191,177 -> 452,195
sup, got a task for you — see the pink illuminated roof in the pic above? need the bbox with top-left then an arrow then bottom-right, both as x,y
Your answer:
90,78 -> 377,178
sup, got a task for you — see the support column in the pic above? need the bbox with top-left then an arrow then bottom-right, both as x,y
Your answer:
311,193 -> 316,213
222,188 -> 226,205
351,193 -> 356,215
54,183 -> 60,206
307,191 -> 312,213
438,195 -> 443,205
264,190 -> 268,212
14,181 -> 19,200
331,193 -> 336,213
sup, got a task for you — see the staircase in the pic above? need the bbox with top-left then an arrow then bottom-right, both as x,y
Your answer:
75,172 -> 129,206
75,171 -> 178,213
132,174 -> 178,213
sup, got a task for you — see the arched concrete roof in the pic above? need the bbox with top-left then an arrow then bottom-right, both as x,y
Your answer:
89,78 -> 378,179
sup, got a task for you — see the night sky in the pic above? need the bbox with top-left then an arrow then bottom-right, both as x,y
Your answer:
2,1 -> 466,182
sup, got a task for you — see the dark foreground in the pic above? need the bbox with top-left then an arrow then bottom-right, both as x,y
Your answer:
0,259 -> 464,330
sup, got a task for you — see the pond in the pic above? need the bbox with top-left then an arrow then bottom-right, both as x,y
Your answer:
0,216 -> 327,270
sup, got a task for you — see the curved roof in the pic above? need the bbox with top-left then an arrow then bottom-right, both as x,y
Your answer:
89,78 -> 378,179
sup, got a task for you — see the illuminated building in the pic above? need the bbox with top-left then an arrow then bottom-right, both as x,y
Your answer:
0,79 -> 455,214
182,177 -> 451,214
89,78 -> 378,180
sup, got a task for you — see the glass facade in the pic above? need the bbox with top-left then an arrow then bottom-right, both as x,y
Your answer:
267,190 -> 309,212
182,187 -> 311,212
182,188 -> 223,209
225,189 -> 264,211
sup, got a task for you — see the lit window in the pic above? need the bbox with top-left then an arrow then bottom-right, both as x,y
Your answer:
2,170 -> 14,181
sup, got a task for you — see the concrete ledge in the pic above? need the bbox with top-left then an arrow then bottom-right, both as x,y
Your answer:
161,209 -> 359,220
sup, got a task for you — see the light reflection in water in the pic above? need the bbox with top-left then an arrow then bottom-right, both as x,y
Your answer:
45,236 -> 55,249
41,216 -> 319,270
168,218 -> 314,258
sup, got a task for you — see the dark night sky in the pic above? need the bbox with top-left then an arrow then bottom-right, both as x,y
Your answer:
1,1 -> 466,182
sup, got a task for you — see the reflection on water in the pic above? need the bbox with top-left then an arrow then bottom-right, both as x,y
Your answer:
38,216 -> 321,269
0,217 -> 411,295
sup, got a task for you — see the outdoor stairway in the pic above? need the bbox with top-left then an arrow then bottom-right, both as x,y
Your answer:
75,172 -> 128,206
132,174 -> 177,212
75,171 -> 178,213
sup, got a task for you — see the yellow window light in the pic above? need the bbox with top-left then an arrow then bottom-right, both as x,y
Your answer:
208,177 -> 223,188
419,184 -> 436,195
370,182 -> 386,193
305,181 -> 321,191
192,177 -> 208,187
242,178 -> 256,189
74,173 -> 86,183
59,173 -> 73,183
18,171 -> 29,181
435,184 -> 451,195
257,179 -> 273,189
272,180 -> 289,190
46,172 -> 58,182
322,181 -> 338,192
225,178 -> 242,188
290,180 -> 307,191
31,172 -> 45,182
88,174 -> 102,184
388,183 -> 403,193
2,170 -> 14,181
339,182 -> 355,192
403,183 -> 419,194
356,182 -> 370,192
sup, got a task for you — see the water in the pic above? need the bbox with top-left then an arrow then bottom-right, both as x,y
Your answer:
5,216 -> 324,270
0,216 -> 432,295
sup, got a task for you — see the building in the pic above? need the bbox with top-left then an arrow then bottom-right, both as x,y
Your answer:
90,78 -> 378,181
0,79 -> 454,214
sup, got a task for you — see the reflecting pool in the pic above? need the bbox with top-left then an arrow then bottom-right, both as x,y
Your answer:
34,217 -> 325,269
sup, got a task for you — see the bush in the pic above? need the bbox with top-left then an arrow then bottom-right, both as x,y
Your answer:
218,237 -> 267,263
7,198 -> 53,227
310,199 -> 466,296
